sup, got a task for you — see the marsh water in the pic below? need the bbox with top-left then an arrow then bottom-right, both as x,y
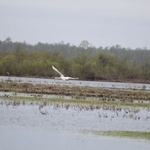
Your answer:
0,76 -> 150,150
1,76 -> 150,90
0,99 -> 150,150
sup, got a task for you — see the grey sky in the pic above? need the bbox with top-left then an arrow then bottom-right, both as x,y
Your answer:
0,0 -> 150,48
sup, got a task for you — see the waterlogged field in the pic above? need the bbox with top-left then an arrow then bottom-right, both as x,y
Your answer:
0,76 -> 150,150
1,99 -> 150,131
0,99 -> 150,150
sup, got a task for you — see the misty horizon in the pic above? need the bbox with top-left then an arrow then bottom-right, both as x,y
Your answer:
1,0 -> 150,49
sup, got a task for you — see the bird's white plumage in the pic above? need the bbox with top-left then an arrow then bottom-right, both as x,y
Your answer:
52,65 -> 64,77
52,65 -> 78,81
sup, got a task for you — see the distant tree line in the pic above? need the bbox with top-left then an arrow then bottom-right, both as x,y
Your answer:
0,37 -> 150,82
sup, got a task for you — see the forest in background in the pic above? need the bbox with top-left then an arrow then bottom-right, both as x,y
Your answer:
0,37 -> 150,83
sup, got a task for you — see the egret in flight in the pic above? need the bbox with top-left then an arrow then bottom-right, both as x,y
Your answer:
52,65 -> 78,81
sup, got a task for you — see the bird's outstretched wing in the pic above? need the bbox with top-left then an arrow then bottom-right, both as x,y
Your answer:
52,66 -> 64,77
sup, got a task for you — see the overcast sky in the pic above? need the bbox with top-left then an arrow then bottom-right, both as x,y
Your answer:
0,0 -> 150,49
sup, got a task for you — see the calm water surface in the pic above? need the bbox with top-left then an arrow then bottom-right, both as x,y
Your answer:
0,76 -> 150,90
0,126 -> 150,150
0,99 -> 150,150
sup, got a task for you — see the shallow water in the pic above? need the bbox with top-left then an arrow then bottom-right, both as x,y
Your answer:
0,99 -> 150,150
0,76 -> 150,150
0,100 -> 150,131
0,76 -> 150,90
1,126 -> 150,150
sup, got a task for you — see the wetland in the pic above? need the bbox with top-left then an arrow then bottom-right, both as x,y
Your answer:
0,76 -> 150,150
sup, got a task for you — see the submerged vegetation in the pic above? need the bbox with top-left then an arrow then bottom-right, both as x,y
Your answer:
0,38 -> 150,82
1,95 -> 150,119
2,96 -> 150,108
82,130 -> 150,140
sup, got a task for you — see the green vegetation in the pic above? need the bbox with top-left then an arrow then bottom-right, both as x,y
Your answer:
0,38 -> 150,82
82,130 -> 150,140
2,95 -> 150,108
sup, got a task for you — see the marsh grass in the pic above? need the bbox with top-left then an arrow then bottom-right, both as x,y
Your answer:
1,95 -> 150,108
1,81 -> 150,100
0,81 -> 150,107
81,130 -> 150,140
1,95 -> 150,122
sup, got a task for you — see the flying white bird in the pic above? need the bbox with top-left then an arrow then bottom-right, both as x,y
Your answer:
52,65 -> 78,81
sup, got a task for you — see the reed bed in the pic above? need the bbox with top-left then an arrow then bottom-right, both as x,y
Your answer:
0,81 -> 150,103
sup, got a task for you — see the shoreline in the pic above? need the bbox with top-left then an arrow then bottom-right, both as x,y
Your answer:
1,75 -> 150,84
